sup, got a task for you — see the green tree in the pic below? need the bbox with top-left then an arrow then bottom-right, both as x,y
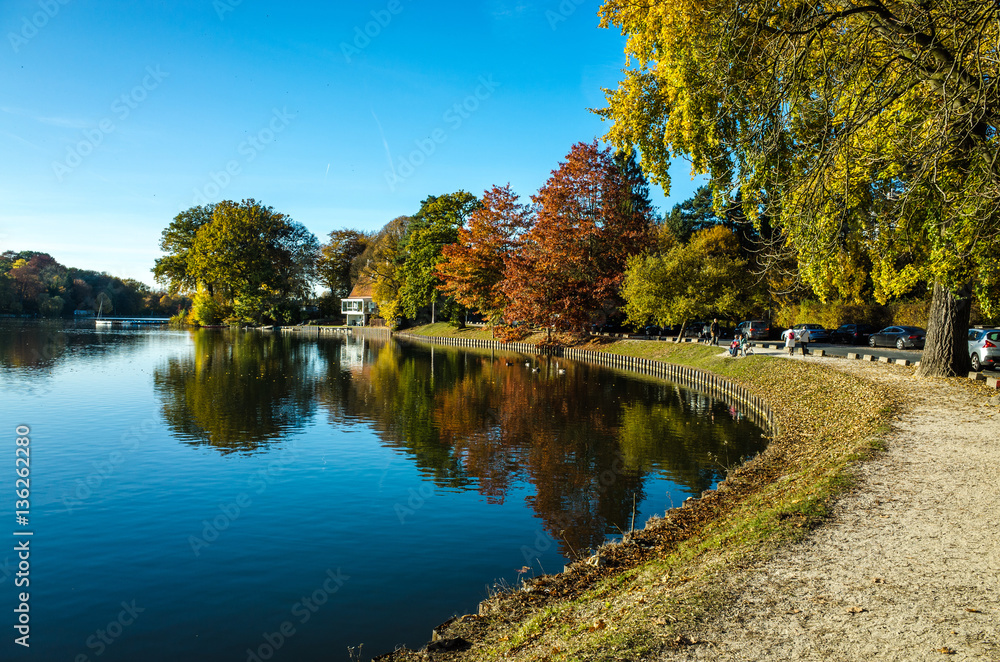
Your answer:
599,0 -> 1000,376
153,205 -> 215,294
621,225 -> 758,337
397,192 -> 480,322
316,229 -> 371,299
156,199 -> 318,324
663,185 -> 727,243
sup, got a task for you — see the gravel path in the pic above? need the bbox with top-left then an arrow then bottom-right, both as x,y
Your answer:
661,357 -> 1000,661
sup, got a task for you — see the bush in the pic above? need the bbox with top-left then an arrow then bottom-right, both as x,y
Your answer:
190,289 -> 224,326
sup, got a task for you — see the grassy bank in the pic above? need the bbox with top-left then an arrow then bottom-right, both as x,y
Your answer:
382,324 -> 899,662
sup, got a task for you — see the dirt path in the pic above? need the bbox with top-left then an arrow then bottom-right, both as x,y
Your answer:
661,358 -> 1000,661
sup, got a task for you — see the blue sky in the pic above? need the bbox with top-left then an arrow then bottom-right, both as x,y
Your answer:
0,0 -> 703,287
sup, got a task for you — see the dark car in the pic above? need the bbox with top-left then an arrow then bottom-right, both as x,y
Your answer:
831,323 -> 877,345
643,324 -> 663,337
869,325 -> 926,349
735,320 -> 775,340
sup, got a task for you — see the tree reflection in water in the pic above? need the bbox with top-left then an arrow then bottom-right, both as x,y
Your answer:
314,335 -> 766,557
154,330 -> 317,453
154,331 -> 764,554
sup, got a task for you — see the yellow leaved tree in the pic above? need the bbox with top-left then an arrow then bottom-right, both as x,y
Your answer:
600,0 -> 1000,376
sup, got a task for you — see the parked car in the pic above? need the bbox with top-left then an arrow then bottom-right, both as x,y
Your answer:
831,323 -> 877,345
735,320 -> 775,340
869,326 -> 926,349
789,323 -> 831,343
968,328 -> 1000,371
643,324 -> 663,337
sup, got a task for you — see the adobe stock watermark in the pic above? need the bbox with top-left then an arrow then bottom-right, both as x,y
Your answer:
74,600 -> 144,661
51,65 -> 169,182
545,0 -> 586,30
384,74 -> 500,191
191,107 -> 296,206
245,568 -> 349,662
213,0 -> 242,20
341,0 -> 405,63
393,483 -> 434,524
57,419 -> 157,515
188,448 -> 299,557
8,0 -> 71,53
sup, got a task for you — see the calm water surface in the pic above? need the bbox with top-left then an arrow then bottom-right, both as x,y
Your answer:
0,322 -> 766,661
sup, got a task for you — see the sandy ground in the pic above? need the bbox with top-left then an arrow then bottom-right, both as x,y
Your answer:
660,354 -> 1000,661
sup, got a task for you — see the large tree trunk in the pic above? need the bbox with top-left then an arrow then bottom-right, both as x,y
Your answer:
917,280 -> 972,378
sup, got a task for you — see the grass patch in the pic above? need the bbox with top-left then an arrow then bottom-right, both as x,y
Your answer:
381,326 -> 900,662
399,322 -> 498,340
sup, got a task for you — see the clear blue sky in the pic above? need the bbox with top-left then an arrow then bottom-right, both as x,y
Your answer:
0,0 -> 703,287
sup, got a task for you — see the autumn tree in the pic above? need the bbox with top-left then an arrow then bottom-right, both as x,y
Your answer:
599,0 -> 1000,376
359,215 -> 411,328
435,185 -> 532,329
502,142 -> 656,338
316,229 -> 371,299
396,192 -> 480,323
622,225 -> 761,338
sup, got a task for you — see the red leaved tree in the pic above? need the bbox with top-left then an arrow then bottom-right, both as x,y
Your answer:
502,142 -> 656,339
435,185 -> 533,330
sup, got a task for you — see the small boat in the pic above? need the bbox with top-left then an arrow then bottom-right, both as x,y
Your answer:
95,300 -> 112,328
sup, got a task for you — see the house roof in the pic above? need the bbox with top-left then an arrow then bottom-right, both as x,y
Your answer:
346,281 -> 374,299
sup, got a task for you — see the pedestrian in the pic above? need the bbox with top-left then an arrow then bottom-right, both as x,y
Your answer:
783,327 -> 796,355
710,318 -> 720,346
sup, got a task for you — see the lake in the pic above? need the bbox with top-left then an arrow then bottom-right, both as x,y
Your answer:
0,322 -> 766,661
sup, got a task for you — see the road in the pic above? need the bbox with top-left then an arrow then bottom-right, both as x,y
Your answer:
632,334 -> 924,363
750,340 -> 924,362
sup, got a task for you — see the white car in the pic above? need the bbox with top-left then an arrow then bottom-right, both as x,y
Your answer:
968,328 -> 1000,372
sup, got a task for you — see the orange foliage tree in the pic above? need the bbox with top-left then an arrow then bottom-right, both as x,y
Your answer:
501,141 -> 656,338
435,184 -> 533,329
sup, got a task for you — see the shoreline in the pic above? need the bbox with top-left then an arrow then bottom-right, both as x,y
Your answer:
281,324 -> 999,660
358,326 -> 895,661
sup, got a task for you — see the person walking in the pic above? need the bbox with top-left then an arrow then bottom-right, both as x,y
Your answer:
783,327 -> 797,355
710,318 -> 720,346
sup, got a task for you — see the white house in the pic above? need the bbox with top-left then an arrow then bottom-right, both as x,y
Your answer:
341,282 -> 377,326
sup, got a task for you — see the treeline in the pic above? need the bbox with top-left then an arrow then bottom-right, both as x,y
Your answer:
152,138 -> 990,368
148,140 -> 934,335
317,140 -> 931,338
320,141 -> 665,338
0,250 -> 188,318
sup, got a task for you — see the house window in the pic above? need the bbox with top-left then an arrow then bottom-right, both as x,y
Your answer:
341,300 -> 364,313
